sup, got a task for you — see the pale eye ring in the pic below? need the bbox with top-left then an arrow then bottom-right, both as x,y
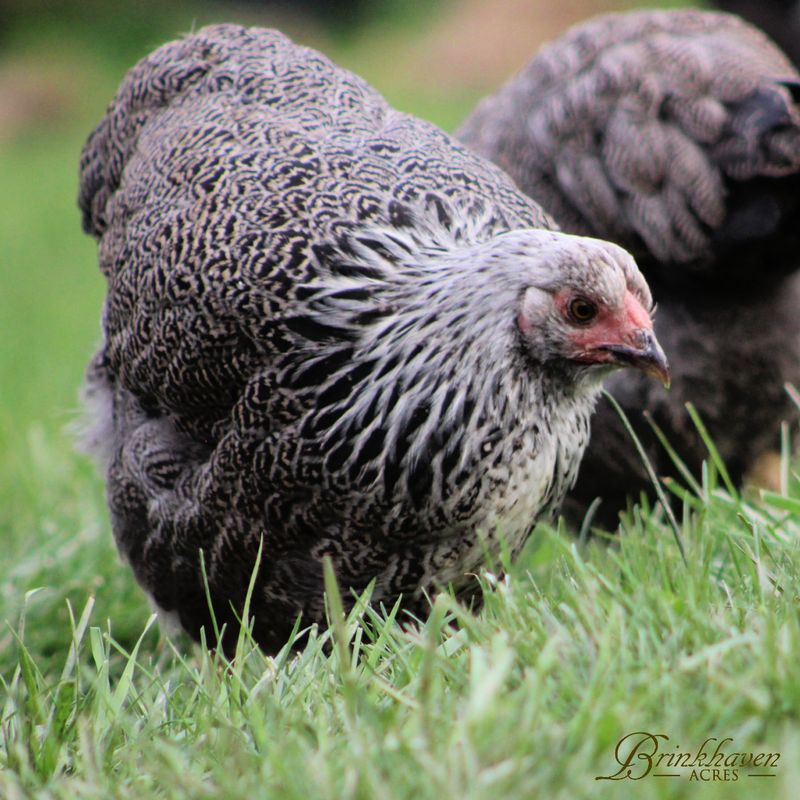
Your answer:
568,296 -> 598,324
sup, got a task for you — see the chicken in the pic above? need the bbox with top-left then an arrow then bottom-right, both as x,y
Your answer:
79,25 -> 666,653
459,9 -> 800,526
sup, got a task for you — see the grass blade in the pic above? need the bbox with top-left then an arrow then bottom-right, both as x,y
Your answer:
602,390 -> 686,562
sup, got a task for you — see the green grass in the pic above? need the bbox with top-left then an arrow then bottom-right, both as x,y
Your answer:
5,438 -> 800,799
3,4 -> 800,798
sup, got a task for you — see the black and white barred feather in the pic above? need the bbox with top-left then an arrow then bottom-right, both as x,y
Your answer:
80,25 -> 651,652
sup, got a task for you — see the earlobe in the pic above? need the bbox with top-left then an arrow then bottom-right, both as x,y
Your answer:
517,311 -> 533,335
517,286 -> 550,336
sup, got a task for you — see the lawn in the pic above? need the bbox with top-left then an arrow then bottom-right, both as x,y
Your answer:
3,2 -> 800,798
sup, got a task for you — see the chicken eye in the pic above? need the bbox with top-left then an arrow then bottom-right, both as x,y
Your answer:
568,297 -> 597,324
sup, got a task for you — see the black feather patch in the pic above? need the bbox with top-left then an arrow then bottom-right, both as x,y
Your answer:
284,315 -> 354,343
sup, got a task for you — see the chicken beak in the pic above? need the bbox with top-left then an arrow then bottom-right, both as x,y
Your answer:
599,330 -> 671,388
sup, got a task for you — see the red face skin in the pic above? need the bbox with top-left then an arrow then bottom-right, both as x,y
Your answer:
556,288 -> 671,386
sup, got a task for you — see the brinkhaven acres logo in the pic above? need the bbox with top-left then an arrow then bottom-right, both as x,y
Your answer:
595,732 -> 779,782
